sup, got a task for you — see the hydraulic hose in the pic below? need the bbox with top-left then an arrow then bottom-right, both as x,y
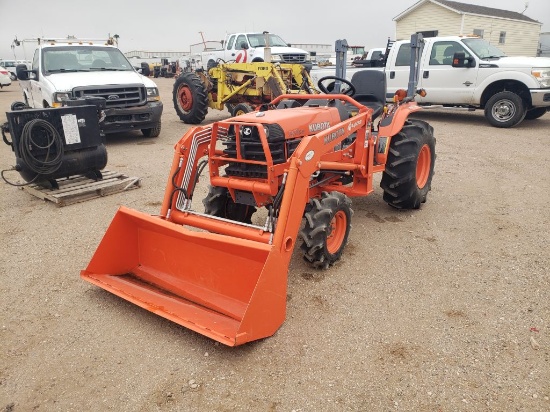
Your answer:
1,118 -> 64,186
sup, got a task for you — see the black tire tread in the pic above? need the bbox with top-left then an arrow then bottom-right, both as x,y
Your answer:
142,122 -> 161,138
300,192 -> 353,269
203,186 -> 256,224
380,119 -> 436,209
172,72 -> 209,124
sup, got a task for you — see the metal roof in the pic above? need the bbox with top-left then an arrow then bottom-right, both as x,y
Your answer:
395,0 -> 541,24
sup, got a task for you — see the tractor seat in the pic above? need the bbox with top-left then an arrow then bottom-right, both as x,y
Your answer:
348,70 -> 387,119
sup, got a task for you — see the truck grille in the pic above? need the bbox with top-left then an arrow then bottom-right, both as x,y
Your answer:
73,84 -> 146,108
281,54 -> 307,64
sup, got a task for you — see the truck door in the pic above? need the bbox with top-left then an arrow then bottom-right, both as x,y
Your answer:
29,49 -> 43,107
418,40 -> 478,104
386,43 -> 413,98
232,34 -> 248,59
225,35 -> 236,59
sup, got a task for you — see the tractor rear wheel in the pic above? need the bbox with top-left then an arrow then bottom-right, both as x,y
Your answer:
173,72 -> 208,124
381,119 -> 436,209
203,186 -> 256,224
300,192 -> 353,269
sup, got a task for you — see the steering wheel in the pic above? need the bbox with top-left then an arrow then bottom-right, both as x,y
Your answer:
317,76 -> 356,96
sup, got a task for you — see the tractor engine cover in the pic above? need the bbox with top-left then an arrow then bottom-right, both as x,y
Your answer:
5,105 -> 107,183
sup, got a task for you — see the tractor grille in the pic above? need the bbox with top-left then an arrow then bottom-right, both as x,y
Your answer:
223,123 -> 301,178
73,84 -> 146,108
280,54 -> 307,64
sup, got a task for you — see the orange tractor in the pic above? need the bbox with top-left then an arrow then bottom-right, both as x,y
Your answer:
82,35 -> 435,346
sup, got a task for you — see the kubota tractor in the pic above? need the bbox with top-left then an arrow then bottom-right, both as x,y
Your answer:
82,35 -> 435,346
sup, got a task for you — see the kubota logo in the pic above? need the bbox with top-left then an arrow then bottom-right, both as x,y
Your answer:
324,128 -> 345,144
309,122 -> 330,133
348,119 -> 362,130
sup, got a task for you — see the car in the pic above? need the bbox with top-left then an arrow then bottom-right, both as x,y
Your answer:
0,66 -> 12,88
0,59 -> 30,80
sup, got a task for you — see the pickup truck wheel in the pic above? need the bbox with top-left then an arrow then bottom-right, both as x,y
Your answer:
524,107 -> 547,120
10,101 -> 28,111
300,191 -> 353,269
173,72 -> 208,124
484,91 -> 526,128
232,103 -> 253,117
381,120 -> 436,209
142,122 -> 161,138
203,185 -> 256,224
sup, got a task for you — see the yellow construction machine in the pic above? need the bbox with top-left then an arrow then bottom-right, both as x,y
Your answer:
172,61 -> 317,122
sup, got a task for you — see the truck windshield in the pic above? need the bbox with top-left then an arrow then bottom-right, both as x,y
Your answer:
462,38 -> 507,59
247,34 -> 289,48
43,46 -> 135,73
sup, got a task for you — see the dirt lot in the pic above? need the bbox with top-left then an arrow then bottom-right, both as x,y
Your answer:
1,78 -> 549,411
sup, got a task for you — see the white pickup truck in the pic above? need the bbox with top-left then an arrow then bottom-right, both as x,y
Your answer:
15,37 -> 163,137
311,36 -> 550,127
200,32 -> 310,69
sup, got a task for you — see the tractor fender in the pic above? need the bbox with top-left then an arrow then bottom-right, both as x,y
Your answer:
378,102 -> 422,137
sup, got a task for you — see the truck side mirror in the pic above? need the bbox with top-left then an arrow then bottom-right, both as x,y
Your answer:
451,52 -> 476,68
16,64 -> 33,81
240,42 -> 249,50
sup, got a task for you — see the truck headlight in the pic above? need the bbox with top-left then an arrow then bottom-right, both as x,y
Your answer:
532,68 -> 550,88
270,55 -> 283,63
53,91 -> 71,107
147,87 -> 160,102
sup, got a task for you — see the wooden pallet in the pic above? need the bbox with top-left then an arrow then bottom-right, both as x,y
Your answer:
21,170 -> 141,206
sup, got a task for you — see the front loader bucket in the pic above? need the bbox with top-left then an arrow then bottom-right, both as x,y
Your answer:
81,206 -> 287,346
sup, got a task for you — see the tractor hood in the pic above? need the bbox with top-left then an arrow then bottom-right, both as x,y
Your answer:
232,105 -> 344,139
44,70 -> 158,92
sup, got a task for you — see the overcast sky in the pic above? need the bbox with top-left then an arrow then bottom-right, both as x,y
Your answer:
1,0 -> 549,59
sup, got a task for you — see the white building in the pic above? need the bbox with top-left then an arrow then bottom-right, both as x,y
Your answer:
394,0 -> 542,57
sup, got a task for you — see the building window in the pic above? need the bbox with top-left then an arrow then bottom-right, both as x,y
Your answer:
473,29 -> 484,38
499,31 -> 506,44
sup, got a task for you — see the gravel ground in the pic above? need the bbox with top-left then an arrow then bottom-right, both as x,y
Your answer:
1,78 -> 549,412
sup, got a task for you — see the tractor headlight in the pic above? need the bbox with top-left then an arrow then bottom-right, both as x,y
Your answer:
532,68 -> 550,88
147,87 -> 160,102
52,91 -> 72,107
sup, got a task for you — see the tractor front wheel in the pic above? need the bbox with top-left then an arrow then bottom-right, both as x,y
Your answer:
232,103 -> 253,117
300,192 -> 353,269
203,186 -> 256,224
381,119 -> 436,209
173,72 -> 208,124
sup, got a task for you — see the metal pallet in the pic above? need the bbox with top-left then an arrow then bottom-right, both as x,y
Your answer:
21,170 -> 141,206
